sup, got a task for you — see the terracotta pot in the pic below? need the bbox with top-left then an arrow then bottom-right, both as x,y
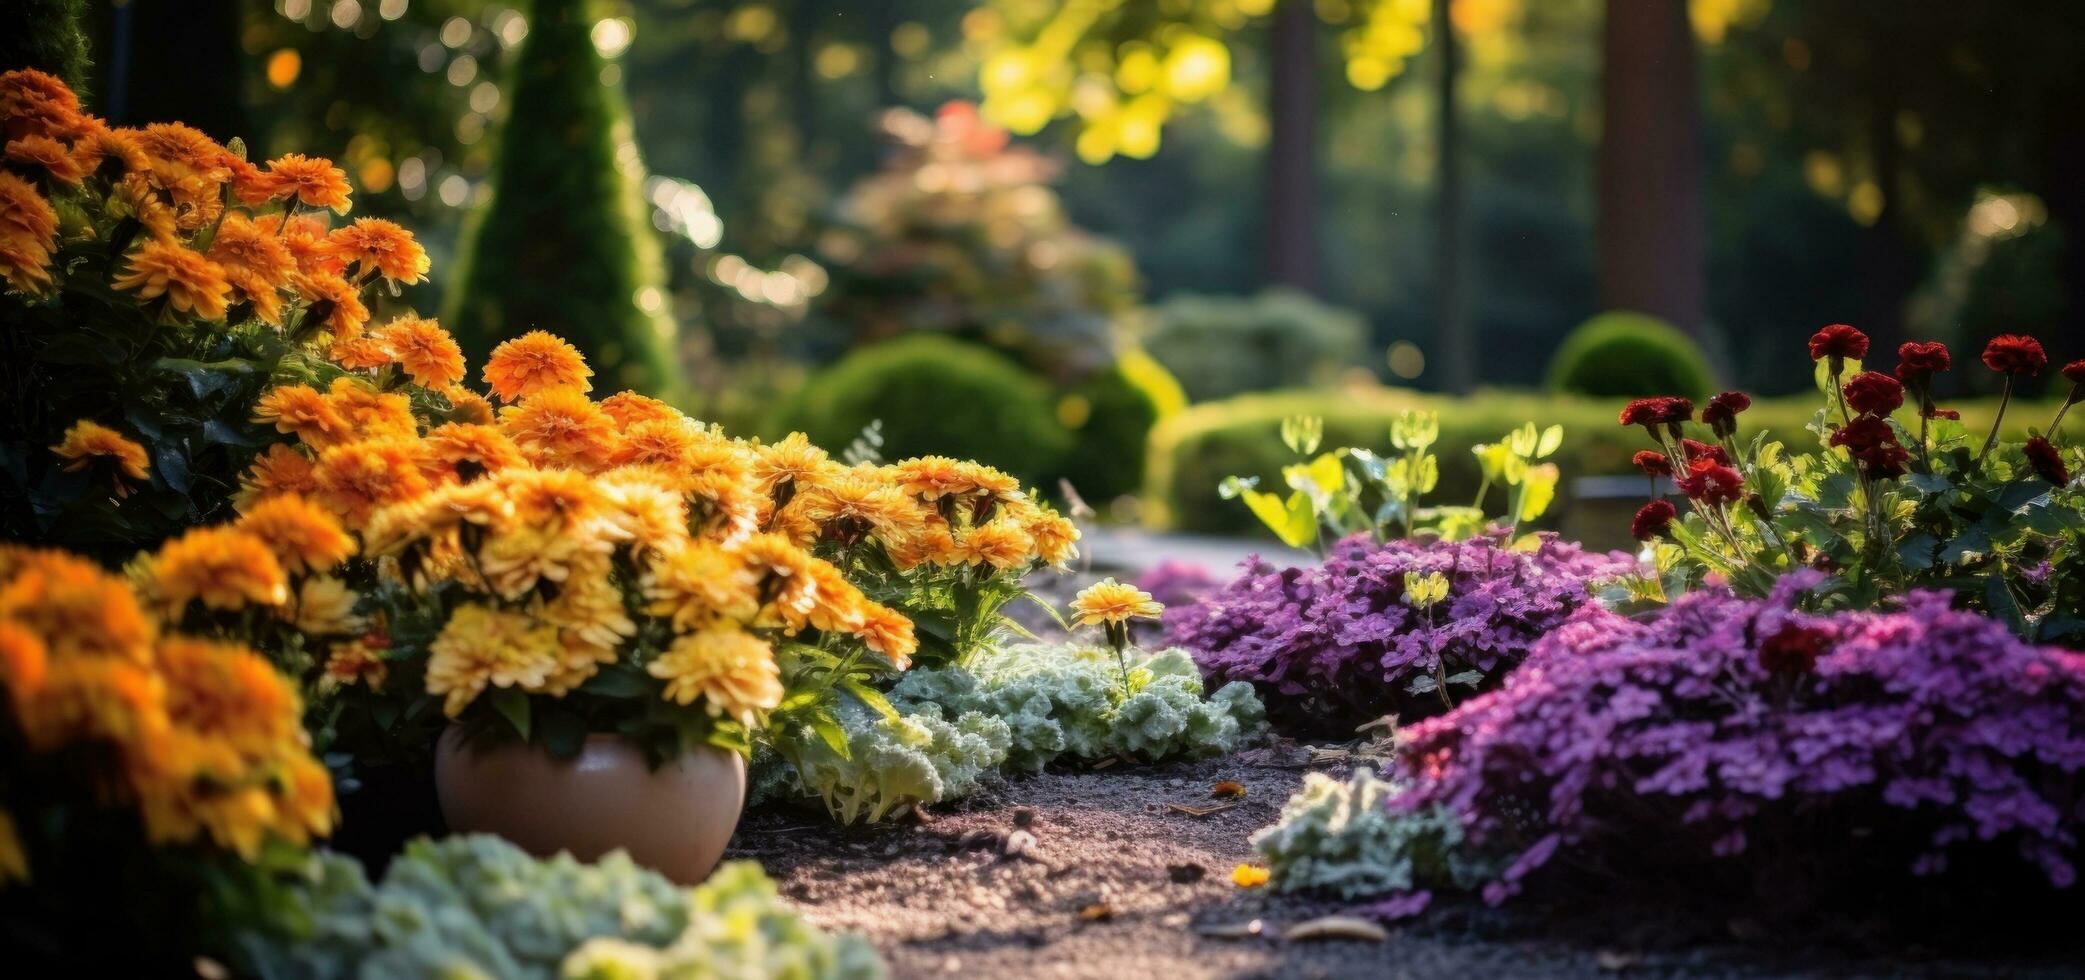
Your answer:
435,726 -> 745,885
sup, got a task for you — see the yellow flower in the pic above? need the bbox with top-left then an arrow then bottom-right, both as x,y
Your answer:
477,522 -> 615,601
206,212 -> 295,324
0,620 -> 50,710
500,387 -> 620,471
234,493 -> 355,575
643,540 -> 762,631
597,468 -> 691,553
483,330 -> 593,402
0,549 -> 156,663
15,657 -> 167,751
890,455 -> 970,501
855,604 -> 918,670
751,432 -> 833,502
421,422 -> 526,484
0,808 -> 27,884
424,604 -> 564,717
286,575 -> 361,634
541,564 -> 636,674
1024,509 -> 1082,568
324,377 -> 418,440
801,472 -> 926,542
258,153 -> 352,213
1070,578 -> 1163,629
254,384 -> 350,448
113,240 -> 230,321
313,438 -> 432,529
326,217 -> 428,284
320,636 -> 389,693
378,316 -> 467,389
957,520 -> 1036,573
1232,863 -> 1270,888
140,527 -> 289,614
50,419 -> 151,494
443,386 -> 498,426
611,417 -> 708,470
236,444 -> 321,509
647,627 -> 781,727
599,391 -> 682,430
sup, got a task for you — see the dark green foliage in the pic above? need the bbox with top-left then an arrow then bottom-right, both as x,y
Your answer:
1545,312 -> 1716,400
445,0 -> 679,397
1053,350 -> 1184,504
1144,288 -> 1369,402
778,335 -> 1070,487
0,0 -> 91,91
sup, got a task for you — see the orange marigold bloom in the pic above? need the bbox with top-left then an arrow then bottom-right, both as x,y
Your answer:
855,604 -> 918,669
612,417 -> 706,470
237,444 -> 321,509
442,386 -> 497,426
0,170 -> 60,294
134,122 -> 229,176
647,627 -> 781,726
327,217 -> 428,284
320,636 -> 390,693
599,391 -> 683,430
113,240 -> 230,321
205,213 -> 296,324
6,133 -> 84,184
50,419 -> 151,492
258,153 -> 352,213
155,636 -> 300,754
279,213 -> 343,276
313,439 -> 432,528
377,316 -> 466,389
751,432 -> 833,501
110,170 -> 179,242
1070,578 -> 1163,628
499,387 -> 619,470
142,527 -> 289,613
0,620 -> 49,699
891,455 -> 972,500
254,384 -> 350,448
1024,510 -> 1081,568
421,422 -> 526,483
329,333 -> 394,371
1,69 -> 87,144
233,493 -> 356,575
483,330 -> 593,401
956,520 -> 1035,573
0,549 -> 156,663
293,270 -> 370,339
325,377 -> 419,440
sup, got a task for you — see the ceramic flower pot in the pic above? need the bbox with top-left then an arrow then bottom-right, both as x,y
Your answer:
435,726 -> 745,885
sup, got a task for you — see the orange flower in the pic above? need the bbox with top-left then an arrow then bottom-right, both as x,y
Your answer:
205,213 -> 296,324
233,493 -> 355,575
50,419 -> 151,493
855,604 -> 918,669
313,439 -> 432,528
442,387 -> 497,426
320,636 -> 390,693
237,444 -> 321,509
499,387 -> 619,470
0,549 -> 156,663
751,432 -> 833,501
6,133 -> 84,184
0,620 -> 49,697
258,153 -> 352,213
133,122 -> 229,177
483,330 -> 593,401
325,377 -> 419,440
599,391 -> 682,430
155,636 -> 299,754
113,240 -> 230,321
0,170 -> 60,294
376,316 -> 466,388
891,455 -> 972,500
327,217 -> 428,284
278,213 -> 343,276
329,333 -> 394,371
1024,510 -> 1081,568
141,527 -> 289,613
253,384 -> 350,448
111,170 -> 179,242
421,422 -> 526,483
293,270 -> 370,338
611,417 -> 707,470
647,628 -> 781,726
1,69 -> 87,144
957,520 -> 1035,573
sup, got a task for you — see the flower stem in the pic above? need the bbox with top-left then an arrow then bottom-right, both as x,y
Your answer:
1976,376 -> 2014,467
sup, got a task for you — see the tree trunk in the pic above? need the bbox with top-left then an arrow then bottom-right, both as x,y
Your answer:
1433,0 -> 1473,393
99,0 -> 245,141
1597,0 -> 1706,337
1264,0 -> 1319,293
1855,31 -> 1913,357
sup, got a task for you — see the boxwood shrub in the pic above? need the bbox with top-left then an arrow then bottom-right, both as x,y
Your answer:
1545,311 -> 1716,400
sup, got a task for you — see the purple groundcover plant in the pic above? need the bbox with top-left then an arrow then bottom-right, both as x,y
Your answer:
1133,559 -> 1221,609
1386,574 -> 2085,911
1162,530 -> 1634,733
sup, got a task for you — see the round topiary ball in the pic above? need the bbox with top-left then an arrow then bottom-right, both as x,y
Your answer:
1053,348 -> 1188,504
1545,311 -> 1715,400
781,335 -> 1072,485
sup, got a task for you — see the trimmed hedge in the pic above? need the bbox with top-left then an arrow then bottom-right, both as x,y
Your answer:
1054,349 -> 1186,504
1146,386 -> 2069,537
1546,311 -> 1716,400
1143,288 -> 1368,402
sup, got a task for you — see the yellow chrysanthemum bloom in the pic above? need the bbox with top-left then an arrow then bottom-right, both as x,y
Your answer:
15,657 -> 167,752
378,316 -> 467,389
326,217 -> 429,284
801,472 -> 925,543
1025,509 -> 1082,568
286,575 -> 361,635
599,390 -> 682,430
328,333 -> 394,371
139,527 -> 289,614
312,438 -> 432,529
957,520 -> 1036,573
610,417 -> 708,471
424,604 -> 564,717
476,522 -> 615,601
646,627 -> 781,727
1071,578 -> 1163,629
750,432 -> 833,503
499,387 -> 620,471
643,540 -> 762,631
442,386 -> 498,426
206,212 -> 295,324
319,636 -> 389,693
889,455 -> 970,501
113,240 -> 231,321
254,384 -> 350,448
50,419 -> 151,492
155,636 -> 301,757
597,468 -> 691,553
855,605 -> 919,669
420,422 -> 526,484
234,493 -> 355,574
483,330 -> 593,402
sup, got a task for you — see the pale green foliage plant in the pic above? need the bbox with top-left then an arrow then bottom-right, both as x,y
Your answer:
1251,770 -> 1490,899
760,700 -> 1014,825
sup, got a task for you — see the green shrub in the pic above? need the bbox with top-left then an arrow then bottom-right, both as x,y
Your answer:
778,335 -> 1071,485
1146,386 -> 2059,538
1,1 -> 91,92
445,0 -> 680,397
1054,349 -> 1186,503
1545,311 -> 1715,400
1143,288 -> 1369,401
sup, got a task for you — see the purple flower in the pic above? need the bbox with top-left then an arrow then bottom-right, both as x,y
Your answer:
1132,559 -> 1222,610
1386,583 -> 2085,903
1161,531 -> 1634,733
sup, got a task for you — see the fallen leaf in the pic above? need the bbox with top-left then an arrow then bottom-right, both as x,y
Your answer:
1089,756 -> 1122,770
1078,903 -> 1115,922
1166,801 -> 1238,818
1231,863 -> 1270,888
1211,780 -> 1247,799
956,829 -> 1002,852
1195,919 -> 1266,939
1282,915 -> 1388,943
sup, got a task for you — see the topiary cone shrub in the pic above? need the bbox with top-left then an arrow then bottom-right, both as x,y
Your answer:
445,0 -> 678,397
1546,310 -> 1715,400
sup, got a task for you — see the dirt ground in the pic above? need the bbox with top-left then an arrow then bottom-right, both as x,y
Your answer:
728,746 -> 2083,980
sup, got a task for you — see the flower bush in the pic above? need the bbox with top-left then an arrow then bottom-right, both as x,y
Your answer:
1164,530 -> 1633,734
1620,324 -> 2084,645
0,68 -> 442,557
237,834 -> 882,980
1376,577 -> 2085,911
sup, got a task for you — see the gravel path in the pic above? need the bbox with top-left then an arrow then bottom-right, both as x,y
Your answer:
728,748 -> 2079,980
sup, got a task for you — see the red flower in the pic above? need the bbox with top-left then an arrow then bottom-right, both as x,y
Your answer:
1630,499 -> 1678,541
1923,406 -> 1961,421
2065,360 -> 2085,384
1854,442 -> 1910,480
1981,334 -> 2047,376
1675,458 -> 1744,506
1828,415 -> 1895,453
1841,371 -> 1904,417
1894,341 -> 1951,381
1808,324 -> 1869,363
1701,391 -> 1750,437
1681,439 -> 1730,465
1758,624 -> 1829,675
1618,396 -> 1693,430
1632,450 -> 1673,478
2024,437 -> 2071,487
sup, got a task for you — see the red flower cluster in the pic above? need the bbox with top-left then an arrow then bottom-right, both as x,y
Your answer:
2065,361 -> 2085,405
1675,458 -> 1744,506
1982,334 -> 2047,376
1841,371 -> 1904,417
1700,391 -> 1750,438
1632,450 -> 1672,478
1681,439 -> 1730,465
1808,324 -> 1869,364
2024,437 -> 2071,487
1757,624 -> 1829,675
1829,415 -> 1910,479
1630,499 -> 1677,541
1618,396 -> 1693,431
1895,341 -> 1951,380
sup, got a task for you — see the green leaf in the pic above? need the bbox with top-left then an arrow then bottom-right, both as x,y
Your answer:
839,678 -> 899,722
1518,463 -> 1560,522
538,707 -> 586,759
1896,531 -> 1939,572
1240,488 -> 1317,548
1939,525 -> 1992,566
488,687 -> 531,740
580,666 -> 650,698
1536,423 -> 1564,459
